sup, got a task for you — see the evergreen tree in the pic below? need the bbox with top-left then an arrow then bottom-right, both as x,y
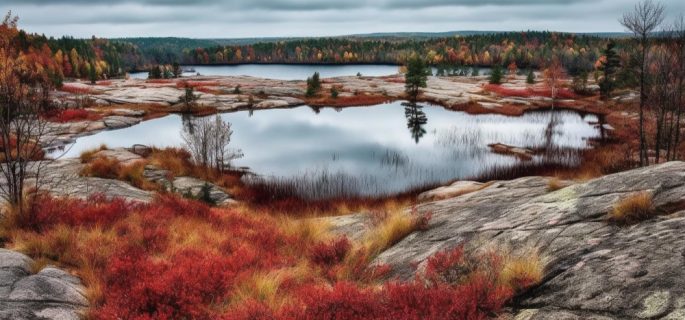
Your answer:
88,61 -> 97,84
526,69 -> 535,84
404,55 -> 429,101
306,72 -> 321,97
172,62 -> 182,78
599,41 -> 621,99
489,65 -> 503,84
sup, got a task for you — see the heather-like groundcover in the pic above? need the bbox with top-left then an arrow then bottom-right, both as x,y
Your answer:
1,190 -> 543,320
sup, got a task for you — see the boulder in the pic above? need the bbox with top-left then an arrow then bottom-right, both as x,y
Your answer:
0,250 -> 85,320
102,115 -> 142,129
373,162 -> 685,319
417,181 -> 486,202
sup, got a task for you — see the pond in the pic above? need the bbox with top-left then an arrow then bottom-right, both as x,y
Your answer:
49,102 -> 604,199
129,64 -> 402,80
128,64 -> 492,80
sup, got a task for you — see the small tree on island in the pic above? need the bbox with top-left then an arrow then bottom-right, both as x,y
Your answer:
306,72 -> 321,97
526,70 -> 536,84
178,82 -> 199,113
489,65 -> 503,84
404,55 -> 429,101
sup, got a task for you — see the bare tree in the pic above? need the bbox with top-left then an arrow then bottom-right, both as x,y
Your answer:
543,58 -> 566,110
181,115 -> 243,173
669,15 -> 685,161
621,0 -> 665,166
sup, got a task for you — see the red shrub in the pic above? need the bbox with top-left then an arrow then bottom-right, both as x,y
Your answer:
60,83 -> 93,94
309,237 -> 351,267
27,194 -> 135,230
99,248 -> 234,320
145,79 -> 175,84
96,80 -> 112,86
282,282 -> 385,320
484,84 -> 576,99
49,109 -> 102,123
176,81 -> 220,89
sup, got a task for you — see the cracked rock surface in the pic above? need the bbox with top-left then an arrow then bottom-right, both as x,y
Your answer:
371,162 -> 685,319
0,249 -> 86,320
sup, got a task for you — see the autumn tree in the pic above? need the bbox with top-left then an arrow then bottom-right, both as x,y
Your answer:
404,55 -> 429,101
0,12 -> 59,217
543,59 -> 566,110
621,0 -> 665,166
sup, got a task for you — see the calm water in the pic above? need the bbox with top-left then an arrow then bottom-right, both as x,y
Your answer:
129,64 -> 402,80
49,102 -> 602,198
128,64 -> 492,80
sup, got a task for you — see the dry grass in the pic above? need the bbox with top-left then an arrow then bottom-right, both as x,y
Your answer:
547,178 -> 565,192
499,251 -> 545,292
608,192 -> 656,225
79,144 -> 108,163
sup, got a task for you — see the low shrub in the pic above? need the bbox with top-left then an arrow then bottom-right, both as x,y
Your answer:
608,192 -> 656,225
80,156 -> 121,179
60,83 -> 93,94
309,237 -> 351,267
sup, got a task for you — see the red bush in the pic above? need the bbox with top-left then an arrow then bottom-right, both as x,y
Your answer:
283,282 -> 385,320
484,84 -> 576,99
176,81 -> 219,89
28,194 -> 135,230
60,83 -> 93,94
99,248 -> 234,320
49,109 -> 101,123
309,237 -> 351,266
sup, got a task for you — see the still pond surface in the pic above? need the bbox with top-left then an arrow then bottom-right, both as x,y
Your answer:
52,102 -> 603,198
129,64 -> 491,81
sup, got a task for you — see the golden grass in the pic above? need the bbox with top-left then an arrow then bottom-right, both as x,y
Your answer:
547,178 -> 565,192
79,144 -> 108,164
362,208 -> 417,256
608,192 -> 656,225
499,251 -> 545,292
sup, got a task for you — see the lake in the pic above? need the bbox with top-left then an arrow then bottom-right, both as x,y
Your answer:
128,64 -> 491,81
49,102 -> 603,198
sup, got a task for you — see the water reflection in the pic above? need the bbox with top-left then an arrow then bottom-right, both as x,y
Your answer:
403,102 -> 428,144
48,102 -> 604,198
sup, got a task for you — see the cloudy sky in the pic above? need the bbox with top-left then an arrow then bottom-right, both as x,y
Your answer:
2,0 -> 684,39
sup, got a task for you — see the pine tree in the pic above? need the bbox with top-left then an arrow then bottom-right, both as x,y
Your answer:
526,69 -> 535,84
599,41 -> 621,99
306,72 -> 321,97
489,65 -> 503,84
404,55 -> 429,101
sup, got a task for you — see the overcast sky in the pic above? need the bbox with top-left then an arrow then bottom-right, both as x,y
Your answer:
2,0 -> 684,39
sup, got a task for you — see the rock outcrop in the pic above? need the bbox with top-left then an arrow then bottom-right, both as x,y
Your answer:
370,162 -> 685,319
0,249 -> 86,320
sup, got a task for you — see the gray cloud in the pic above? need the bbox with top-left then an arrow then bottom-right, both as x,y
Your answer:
1,0 -> 684,38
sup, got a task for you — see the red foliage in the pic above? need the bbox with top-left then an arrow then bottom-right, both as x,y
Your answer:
145,79 -> 175,84
48,108 -> 102,122
484,84 -> 576,99
283,282 -> 385,320
27,194 -> 135,231
99,248 -> 234,320
176,81 -> 220,89
309,237 -> 351,267
60,83 -> 93,94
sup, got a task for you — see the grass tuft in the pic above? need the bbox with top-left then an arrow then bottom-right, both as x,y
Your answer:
608,192 -> 656,225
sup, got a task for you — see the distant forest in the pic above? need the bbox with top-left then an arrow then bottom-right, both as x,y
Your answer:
13,22 -> 633,80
